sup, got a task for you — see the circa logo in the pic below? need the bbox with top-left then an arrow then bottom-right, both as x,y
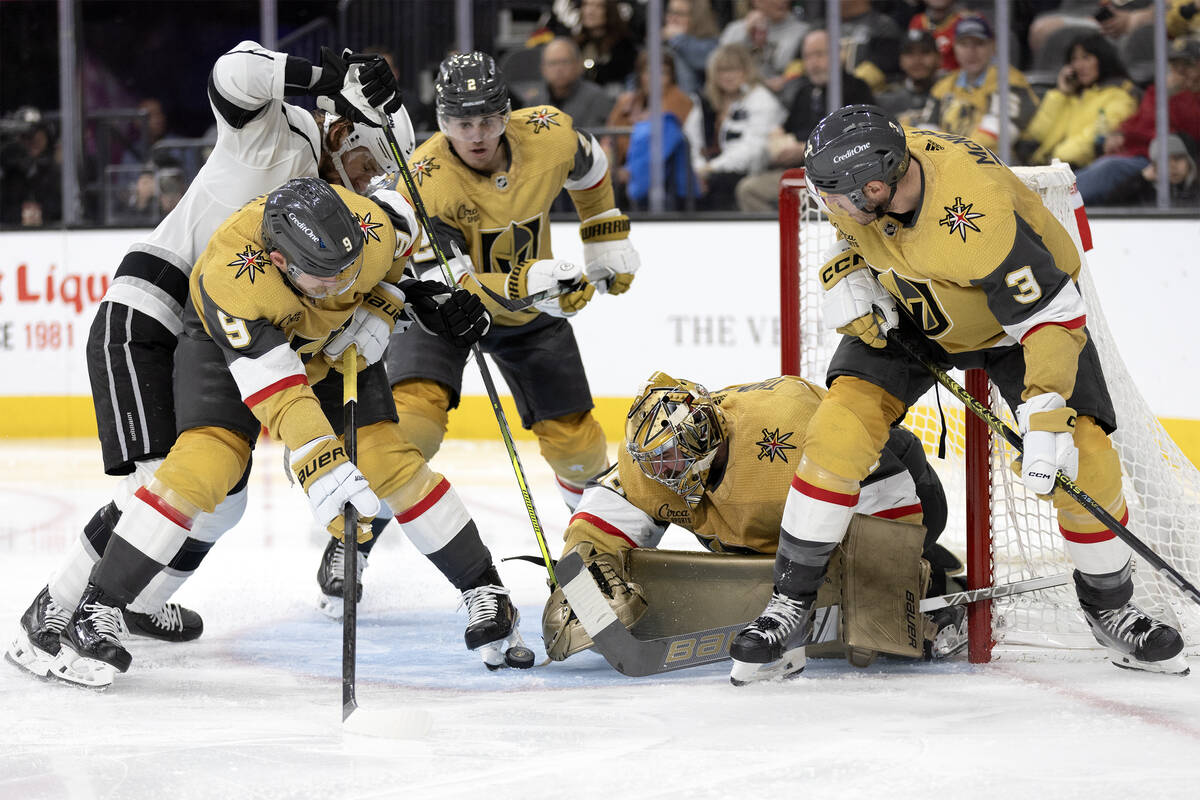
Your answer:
288,212 -> 322,245
832,142 -> 871,163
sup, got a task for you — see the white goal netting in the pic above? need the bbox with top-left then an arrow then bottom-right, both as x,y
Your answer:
779,164 -> 1200,661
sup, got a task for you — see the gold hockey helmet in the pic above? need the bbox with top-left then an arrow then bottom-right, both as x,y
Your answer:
625,371 -> 727,505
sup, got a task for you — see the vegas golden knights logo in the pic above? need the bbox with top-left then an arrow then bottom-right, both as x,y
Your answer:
890,274 -> 951,337
479,214 -> 542,273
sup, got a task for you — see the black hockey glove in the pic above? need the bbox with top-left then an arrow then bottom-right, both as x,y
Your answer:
310,47 -> 376,125
400,279 -> 491,348
345,53 -> 403,114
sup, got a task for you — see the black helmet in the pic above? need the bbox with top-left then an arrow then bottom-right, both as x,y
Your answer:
804,104 -> 909,214
435,51 -> 510,119
261,178 -> 364,298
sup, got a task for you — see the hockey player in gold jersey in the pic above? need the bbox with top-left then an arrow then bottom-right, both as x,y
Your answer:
540,371 -> 958,674
314,51 -> 642,606
48,178 -> 534,688
729,104 -> 1187,682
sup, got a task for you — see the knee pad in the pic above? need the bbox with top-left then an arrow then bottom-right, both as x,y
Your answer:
532,411 -> 608,488
1055,416 -> 1126,534
392,379 -> 451,460
356,420 -> 435,500
153,427 -> 252,513
802,378 -> 904,486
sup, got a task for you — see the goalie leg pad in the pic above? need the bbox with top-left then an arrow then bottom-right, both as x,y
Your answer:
542,542 -> 647,661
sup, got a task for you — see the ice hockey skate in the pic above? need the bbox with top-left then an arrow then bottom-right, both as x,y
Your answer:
5,586 -> 71,678
729,590 -> 814,686
51,584 -> 131,689
925,605 -> 968,660
460,567 -> 535,670
1081,600 -> 1189,675
316,537 -> 367,620
124,603 -> 204,642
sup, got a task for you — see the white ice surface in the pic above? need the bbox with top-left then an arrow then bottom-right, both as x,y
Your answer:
2,438 -> 1200,800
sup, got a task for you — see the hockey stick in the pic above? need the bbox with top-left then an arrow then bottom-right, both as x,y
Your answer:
339,345 -> 431,738
879,313 -> 1200,608
379,118 -> 557,584
556,551 -> 1072,677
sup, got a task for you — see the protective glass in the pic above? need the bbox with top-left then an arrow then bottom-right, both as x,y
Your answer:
438,110 -> 509,141
285,259 -> 362,299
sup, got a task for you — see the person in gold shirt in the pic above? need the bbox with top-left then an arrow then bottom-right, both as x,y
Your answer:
733,104 -> 1187,685
314,51 -> 642,609
48,178 -> 531,688
540,371 -> 961,673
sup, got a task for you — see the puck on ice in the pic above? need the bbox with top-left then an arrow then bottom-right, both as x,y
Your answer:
505,646 -> 536,669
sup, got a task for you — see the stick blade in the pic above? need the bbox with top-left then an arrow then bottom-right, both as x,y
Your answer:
342,705 -> 433,740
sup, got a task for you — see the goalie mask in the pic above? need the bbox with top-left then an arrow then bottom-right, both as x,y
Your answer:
262,178 -> 364,299
626,372 -> 727,506
804,104 -> 909,217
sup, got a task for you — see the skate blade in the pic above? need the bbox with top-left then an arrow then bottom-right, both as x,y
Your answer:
1110,651 -> 1190,676
729,646 -> 807,686
317,594 -> 344,621
477,628 -> 536,671
5,629 -> 55,678
48,646 -> 119,689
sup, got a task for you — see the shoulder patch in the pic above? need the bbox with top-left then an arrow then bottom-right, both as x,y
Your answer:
938,196 -> 985,242
228,244 -> 268,283
756,428 -> 797,463
411,155 -> 440,186
523,107 -> 561,133
355,210 -> 385,243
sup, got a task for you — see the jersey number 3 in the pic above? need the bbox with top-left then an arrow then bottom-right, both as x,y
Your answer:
1005,266 -> 1043,305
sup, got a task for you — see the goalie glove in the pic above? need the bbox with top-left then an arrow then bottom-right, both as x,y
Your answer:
1015,392 -> 1079,497
290,436 -> 379,543
323,282 -> 406,367
508,259 -> 595,317
819,240 -> 897,349
580,209 -> 639,295
399,279 -> 491,348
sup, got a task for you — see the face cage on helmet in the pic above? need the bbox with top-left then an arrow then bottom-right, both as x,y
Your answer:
437,103 -> 511,141
324,109 -> 415,193
626,388 -> 724,501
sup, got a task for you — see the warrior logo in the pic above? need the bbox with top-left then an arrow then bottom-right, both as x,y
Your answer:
524,108 -> 560,133
479,215 -> 542,273
411,156 -> 439,186
756,428 -> 797,463
938,196 -> 984,242
228,244 -> 267,283
355,210 -> 384,243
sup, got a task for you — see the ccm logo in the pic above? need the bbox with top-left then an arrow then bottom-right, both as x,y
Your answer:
1028,471 -> 1053,481
833,143 -> 871,163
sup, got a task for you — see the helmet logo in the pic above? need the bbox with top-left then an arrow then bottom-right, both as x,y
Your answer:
832,142 -> 871,164
287,212 -> 324,248
755,428 -> 797,463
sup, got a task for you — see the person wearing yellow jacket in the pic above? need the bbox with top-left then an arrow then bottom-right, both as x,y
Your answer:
1020,32 -> 1138,169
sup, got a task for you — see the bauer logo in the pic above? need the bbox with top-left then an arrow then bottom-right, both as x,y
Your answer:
833,142 -> 871,164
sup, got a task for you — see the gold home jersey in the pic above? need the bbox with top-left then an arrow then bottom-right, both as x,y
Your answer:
825,129 -> 1086,356
567,377 -> 925,555
405,105 -> 614,326
185,183 -> 412,448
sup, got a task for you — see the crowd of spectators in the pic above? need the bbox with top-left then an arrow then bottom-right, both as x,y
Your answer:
6,0 -> 1200,226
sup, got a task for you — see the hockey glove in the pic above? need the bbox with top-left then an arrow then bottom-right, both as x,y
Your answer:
366,186 -> 418,258
345,53 -> 403,113
1015,392 -> 1079,497
580,209 -> 639,295
819,241 -> 897,349
290,436 -> 379,543
400,279 -> 491,348
509,259 -> 595,317
324,282 -> 406,368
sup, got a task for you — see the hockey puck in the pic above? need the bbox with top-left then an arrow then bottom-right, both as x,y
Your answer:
505,645 -> 536,669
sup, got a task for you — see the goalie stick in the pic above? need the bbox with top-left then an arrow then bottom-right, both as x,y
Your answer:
556,551 -> 1071,677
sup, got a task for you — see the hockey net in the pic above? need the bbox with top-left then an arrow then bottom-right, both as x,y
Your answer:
778,164 -> 1200,663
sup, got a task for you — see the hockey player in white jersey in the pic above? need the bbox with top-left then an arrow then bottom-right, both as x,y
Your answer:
5,40 -> 412,681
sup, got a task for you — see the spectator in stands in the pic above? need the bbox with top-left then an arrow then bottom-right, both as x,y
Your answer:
662,0 -> 721,94
838,0 -> 904,94
0,116 -> 61,227
878,29 -> 944,128
576,0 -> 638,91
908,0 -> 966,71
1027,2 -> 1149,57
717,0 -> 808,93
1109,132 -> 1199,205
918,15 -> 1040,151
684,42 -> 785,211
605,49 -> 696,172
734,28 -> 874,212
529,37 -> 615,127
1018,31 -> 1139,169
1170,1 -> 1200,37
1077,36 -> 1200,204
